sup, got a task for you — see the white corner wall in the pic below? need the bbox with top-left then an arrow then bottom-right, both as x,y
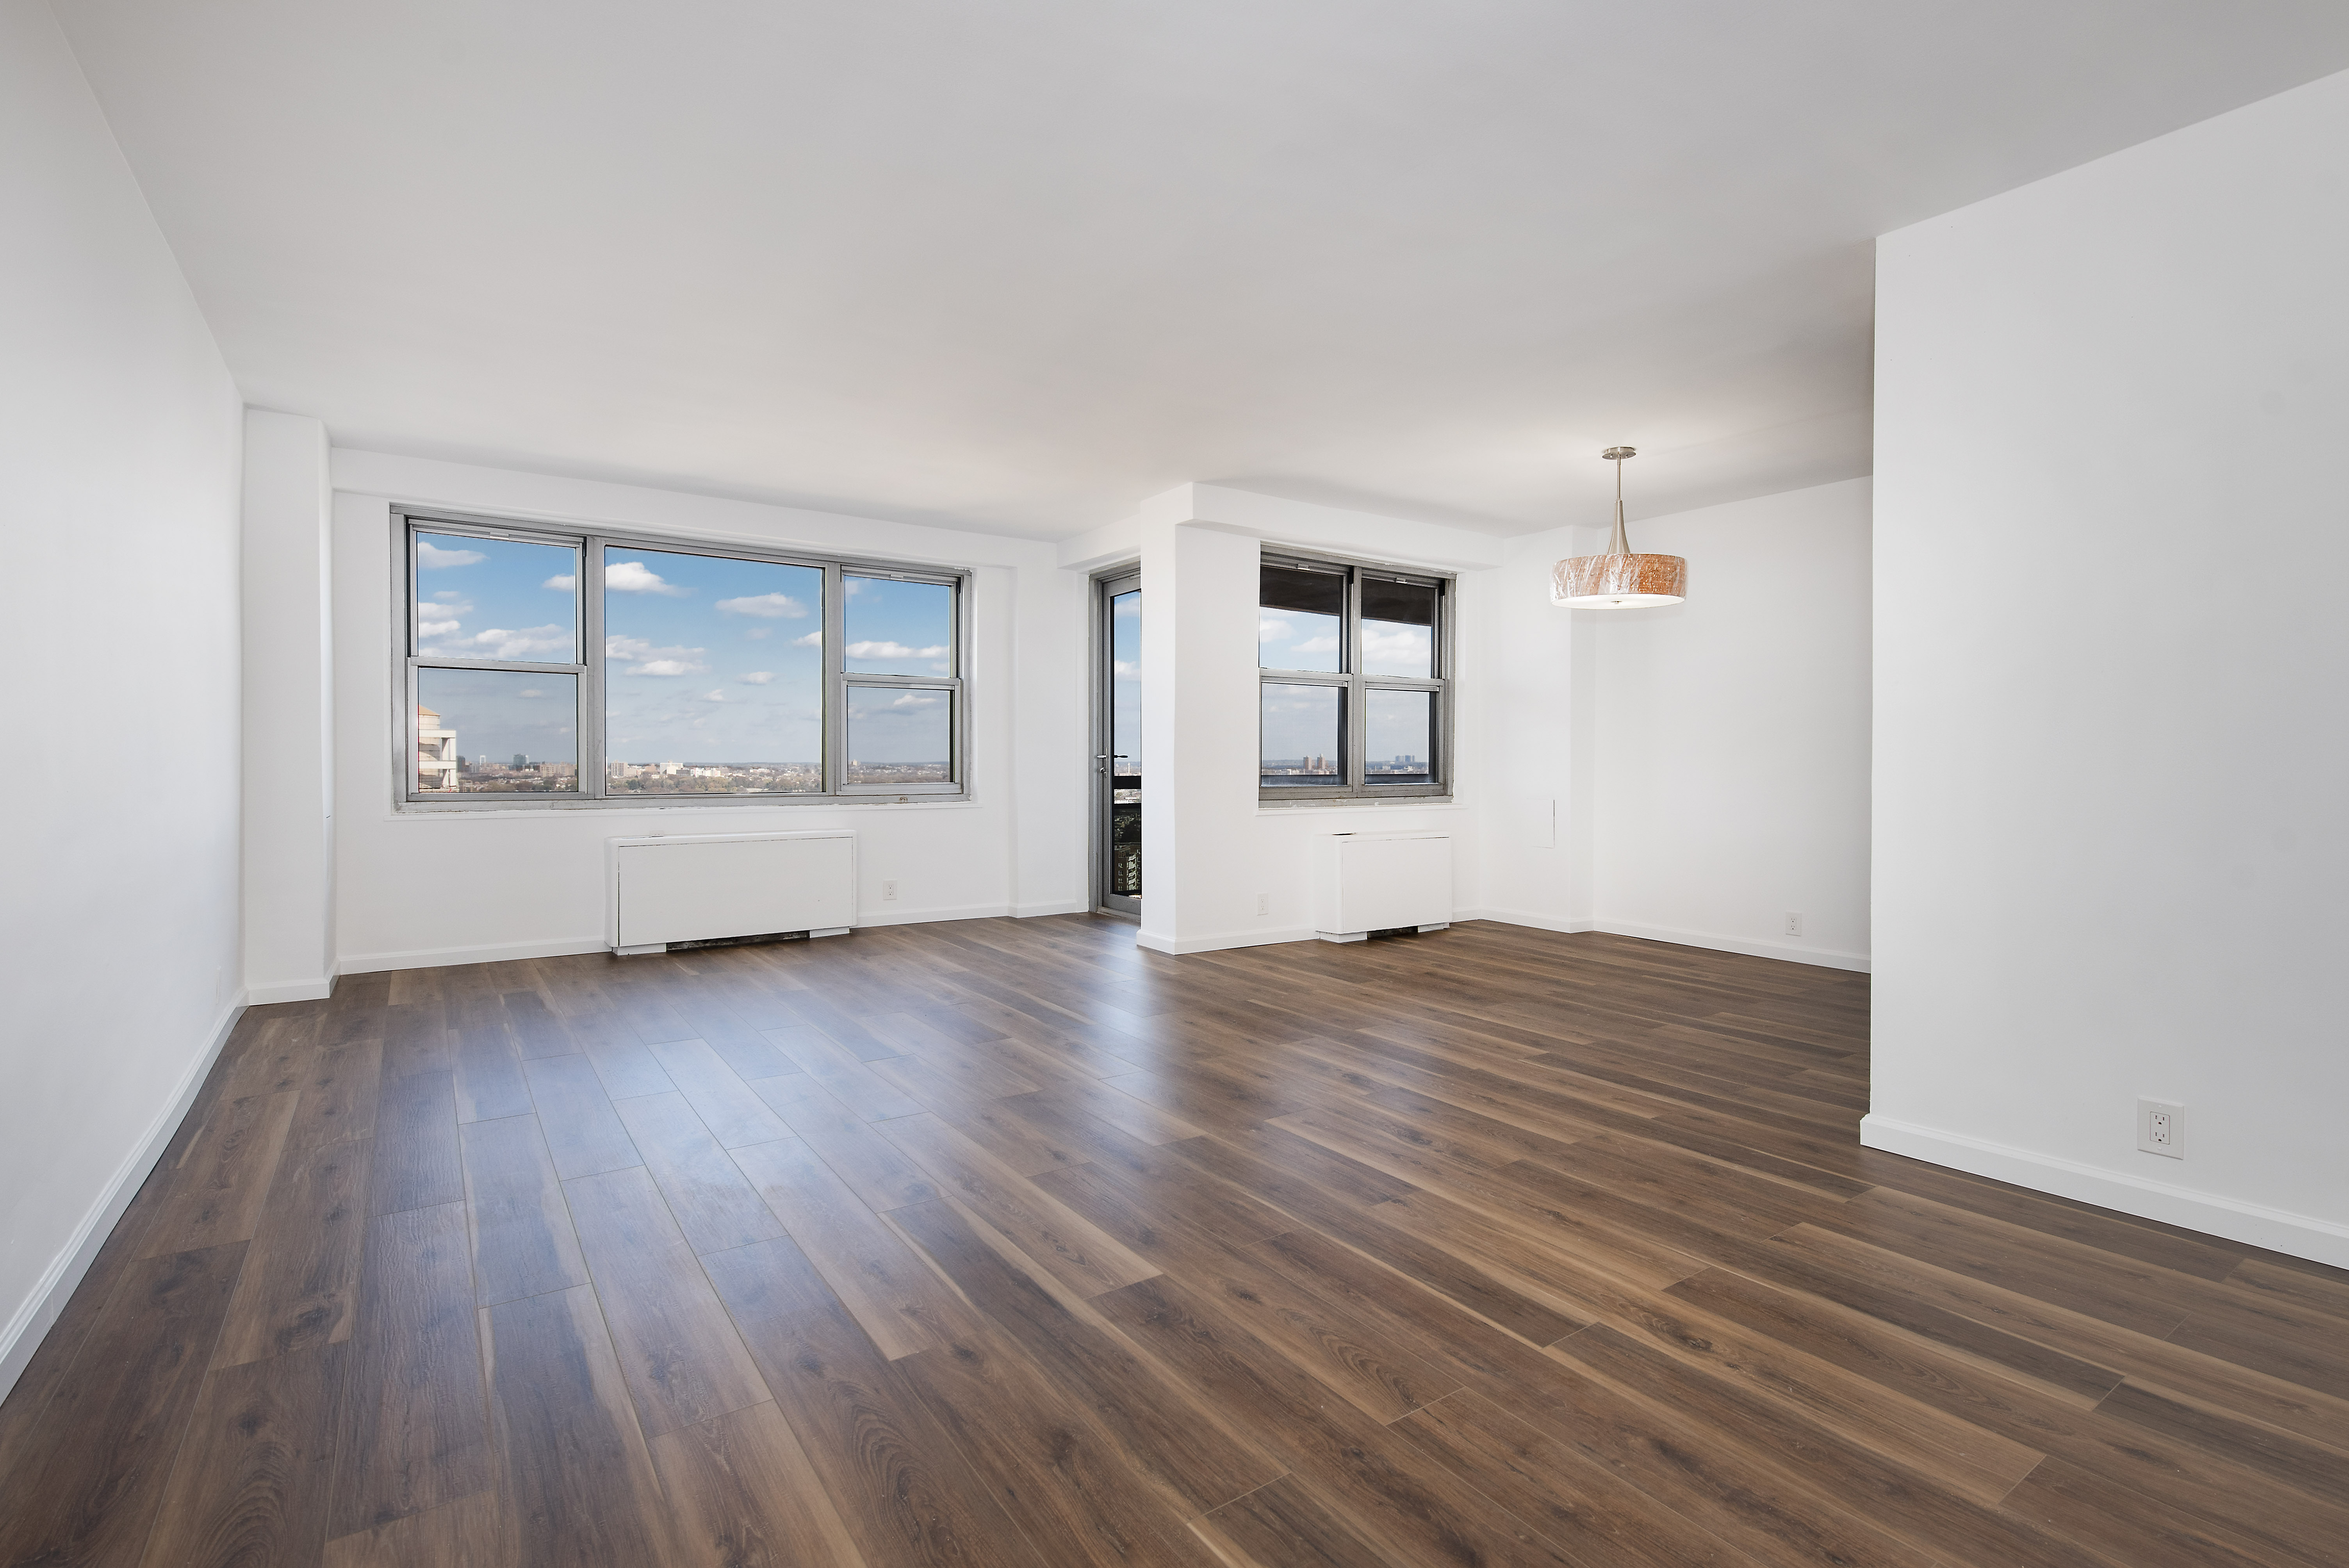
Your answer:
1464,524 -> 1600,935
0,0 -> 246,1398
243,410 -> 336,1002
329,452 -> 1087,971
1871,69 -> 2349,1263
1589,479 -> 1873,970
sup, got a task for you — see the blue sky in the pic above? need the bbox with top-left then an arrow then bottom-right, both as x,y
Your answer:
1110,588 -> 1140,771
413,533 -> 955,766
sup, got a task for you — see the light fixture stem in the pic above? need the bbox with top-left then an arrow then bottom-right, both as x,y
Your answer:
1608,453 -> 1632,556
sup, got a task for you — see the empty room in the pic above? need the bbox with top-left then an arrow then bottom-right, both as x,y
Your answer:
5,2 -> 2348,1564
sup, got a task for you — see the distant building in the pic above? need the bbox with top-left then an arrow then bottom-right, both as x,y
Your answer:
417,706 -> 459,791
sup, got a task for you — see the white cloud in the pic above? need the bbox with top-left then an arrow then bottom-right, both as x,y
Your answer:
605,560 -> 688,595
419,618 -> 461,638
843,578 -> 869,597
744,627 -> 772,640
1295,635 -> 1340,654
1113,659 -> 1139,677
543,574 -> 576,591
890,692 -> 943,710
1114,597 -> 1141,618
606,633 -> 708,676
1258,617 -> 1292,640
518,688 -> 545,698
459,624 -> 573,661
1363,625 -> 1430,663
739,672 -> 775,684
417,541 -> 485,569
702,689 -> 725,702
716,592 -> 807,619
930,661 -> 951,674
431,592 -> 472,608
791,631 -> 823,648
845,640 -> 948,660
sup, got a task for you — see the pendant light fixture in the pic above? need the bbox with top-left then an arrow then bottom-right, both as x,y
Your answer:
1551,446 -> 1686,609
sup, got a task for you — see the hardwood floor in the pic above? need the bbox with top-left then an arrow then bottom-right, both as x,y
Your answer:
4,916 -> 2347,1567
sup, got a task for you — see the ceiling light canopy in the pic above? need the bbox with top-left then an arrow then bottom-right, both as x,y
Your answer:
1551,447 -> 1686,609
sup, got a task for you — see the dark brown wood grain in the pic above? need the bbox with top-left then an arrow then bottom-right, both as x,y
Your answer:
9,917 -> 2349,1568
331,1203 -> 492,1537
0,1244 -> 245,1567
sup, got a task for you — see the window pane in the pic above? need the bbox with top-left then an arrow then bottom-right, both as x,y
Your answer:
1361,577 -> 1437,679
1260,563 -> 1344,672
1365,688 -> 1435,784
1110,586 -> 1141,896
415,531 -> 578,663
1261,682 -> 1343,787
1110,588 -> 1141,774
603,545 -> 823,795
416,669 -> 577,793
846,686 -> 953,785
844,576 -> 954,675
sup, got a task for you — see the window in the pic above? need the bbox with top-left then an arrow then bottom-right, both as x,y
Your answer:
1259,552 -> 1449,799
399,510 -> 967,806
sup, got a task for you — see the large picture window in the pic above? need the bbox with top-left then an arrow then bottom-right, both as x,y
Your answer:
398,510 -> 968,806
1259,552 -> 1450,800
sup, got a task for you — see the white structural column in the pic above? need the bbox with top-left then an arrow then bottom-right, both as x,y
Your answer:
242,408 -> 337,1002
1131,484 -> 1501,955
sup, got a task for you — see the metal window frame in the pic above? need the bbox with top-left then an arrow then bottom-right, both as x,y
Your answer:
1089,564 -> 1143,916
1258,549 -> 1452,803
393,506 -> 971,811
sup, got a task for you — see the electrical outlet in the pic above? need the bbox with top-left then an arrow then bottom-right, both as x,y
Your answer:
1783,911 -> 1804,937
1256,892 -> 1270,916
2137,1098 -> 2185,1158
881,879 -> 898,902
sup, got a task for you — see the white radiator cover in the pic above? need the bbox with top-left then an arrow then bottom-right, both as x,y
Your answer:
1312,830 -> 1453,941
606,830 -> 856,953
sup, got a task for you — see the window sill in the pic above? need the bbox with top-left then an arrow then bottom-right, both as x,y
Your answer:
1257,797 -> 1459,814
389,797 -> 981,821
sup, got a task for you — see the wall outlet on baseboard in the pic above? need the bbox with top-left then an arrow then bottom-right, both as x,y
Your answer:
2138,1098 -> 2185,1158
881,880 -> 899,902
1783,911 -> 1804,937
1256,892 -> 1270,916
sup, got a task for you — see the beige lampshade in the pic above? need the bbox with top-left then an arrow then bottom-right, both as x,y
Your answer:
1551,551 -> 1686,608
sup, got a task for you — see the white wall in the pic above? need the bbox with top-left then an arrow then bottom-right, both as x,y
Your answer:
1467,524 -> 1601,935
0,0 -> 245,1397
1590,479 -> 1873,969
243,410 -> 335,1001
1870,69 -> 2349,1264
328,451 -> 1088,971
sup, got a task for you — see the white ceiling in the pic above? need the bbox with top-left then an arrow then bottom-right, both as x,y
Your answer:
55,1 -> 2349,538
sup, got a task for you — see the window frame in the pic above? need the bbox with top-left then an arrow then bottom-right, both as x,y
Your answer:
1258,549 -> 1453,803
393,506 -> 971,810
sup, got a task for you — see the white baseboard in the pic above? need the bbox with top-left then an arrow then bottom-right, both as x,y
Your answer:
338,935 -> 610,974
342,905 -> 1083,974
1013,900 -> 1092,919
1586,918 -> 1870,973
1456,907 -> 1595,934
0,994 -> 248,1406
850,903 -> 1022,928
1135,925 -> 1317,956
246,970 -> 338,1005
1861,1115 -> 2349,1270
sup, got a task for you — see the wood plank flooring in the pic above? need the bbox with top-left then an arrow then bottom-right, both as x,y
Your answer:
5,917 -> 2348,1567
